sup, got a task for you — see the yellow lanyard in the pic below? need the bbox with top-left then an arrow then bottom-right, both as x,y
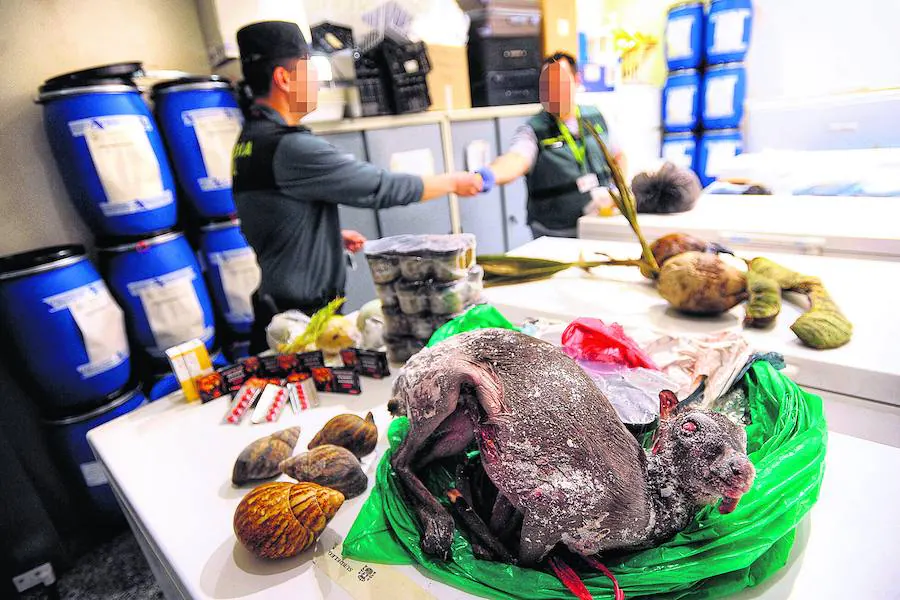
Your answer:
555,107 -> 588,175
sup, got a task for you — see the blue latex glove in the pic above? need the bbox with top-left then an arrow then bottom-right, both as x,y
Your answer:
475,167 -> 496,194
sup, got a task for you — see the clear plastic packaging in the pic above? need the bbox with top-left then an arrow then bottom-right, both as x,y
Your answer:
382,307 -> 411,336
364,234 -> 476,283
464,265 -> 485,304
396,281 -> 430,315
367,254 -> 401,284
375,283 -> 398,309
429,279 -> 468,315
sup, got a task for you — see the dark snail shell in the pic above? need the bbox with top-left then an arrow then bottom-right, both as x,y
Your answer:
308,412 -> 377,458
232,427 -> 301,486
280,444 -> 368,498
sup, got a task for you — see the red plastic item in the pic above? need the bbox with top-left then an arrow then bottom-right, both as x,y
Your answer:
561,318 -> 658,370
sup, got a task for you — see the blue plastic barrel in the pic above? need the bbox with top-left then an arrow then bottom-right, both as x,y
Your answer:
38,71 -> 177,237
661,132 -> 698,172
98,231 -> 216,359
197,218 -> 260,335
706,0 -> 753,65
702,62 -> 746,130
0,246 -> 131,417
662,69 -> 701,133
152,77 -> 243,219
697,129 -> 743,187
665,2 -> 705,70
45,388 -> 146,519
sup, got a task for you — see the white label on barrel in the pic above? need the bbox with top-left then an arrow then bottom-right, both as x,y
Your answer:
663,141 -> 693,170
43,281 -> 130,379
77,115 -> 169,212
80,461 -> 109,487
209,248 -> 261,325
184,108 -> 243,191
666,16 -> 694,60
666,86 -> 696,126
127,267 -> 207,354
706,141 -> 740,178
711,9 -> 750,53
705,74 -> 739,119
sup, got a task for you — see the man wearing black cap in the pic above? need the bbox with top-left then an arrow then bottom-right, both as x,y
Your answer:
232,21 -> 483,351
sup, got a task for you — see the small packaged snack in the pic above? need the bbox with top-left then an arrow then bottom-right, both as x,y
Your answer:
260,353 -> 300,378
396,281 -> 430,315
331,367 -> 362,394
340,348 -> 391,379
310,366 -> 335,392
296,350 -> 325,370
240,356 -> 263,378
196,372 -> 228,404
218,362 -> 248,393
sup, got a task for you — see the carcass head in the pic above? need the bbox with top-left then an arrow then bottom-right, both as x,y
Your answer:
658,408 -> 756,514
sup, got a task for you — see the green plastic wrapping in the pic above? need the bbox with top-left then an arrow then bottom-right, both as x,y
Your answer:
427,305 -> 518,347
344,357 -> 827,599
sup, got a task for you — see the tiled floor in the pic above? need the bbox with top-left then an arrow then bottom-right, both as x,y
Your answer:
21,531 -> 161,600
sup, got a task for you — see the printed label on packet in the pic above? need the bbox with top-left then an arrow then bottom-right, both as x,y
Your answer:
314,545 -> 436,600
332,367 -> 362,394
341,348 -> 390,379
296,350 -> 325,369
260,353 -> 299,378
217,363 -> 247,393
196,372 -> 228,403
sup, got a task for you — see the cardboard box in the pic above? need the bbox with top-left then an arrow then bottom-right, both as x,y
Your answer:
425,45 -> 472,111
540,0 -> 578,59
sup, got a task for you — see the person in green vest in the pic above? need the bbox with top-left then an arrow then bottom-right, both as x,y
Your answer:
475,52 -> 627,238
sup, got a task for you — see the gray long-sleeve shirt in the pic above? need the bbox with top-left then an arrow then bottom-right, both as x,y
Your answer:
232,105 -> 423,305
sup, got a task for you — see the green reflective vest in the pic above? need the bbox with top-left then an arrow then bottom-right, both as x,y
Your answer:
525,106 -> 612,230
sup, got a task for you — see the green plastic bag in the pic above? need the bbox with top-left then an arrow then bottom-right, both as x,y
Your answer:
427,305 -> 518,347
345,359 -> 827,599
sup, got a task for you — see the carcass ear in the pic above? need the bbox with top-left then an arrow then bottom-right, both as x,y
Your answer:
659,390 -> 679,420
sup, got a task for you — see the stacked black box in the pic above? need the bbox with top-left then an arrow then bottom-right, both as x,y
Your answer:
464,0 -> 542,107
355,40 -> 432,116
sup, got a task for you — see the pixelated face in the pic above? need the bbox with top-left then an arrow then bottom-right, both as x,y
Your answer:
540,60 -> 577,116
275,58 -> 319,115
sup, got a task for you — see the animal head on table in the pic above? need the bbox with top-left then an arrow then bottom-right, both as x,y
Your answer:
653,392 -> 755,515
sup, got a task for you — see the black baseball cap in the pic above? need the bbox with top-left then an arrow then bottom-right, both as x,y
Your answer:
236,21 -> 310,66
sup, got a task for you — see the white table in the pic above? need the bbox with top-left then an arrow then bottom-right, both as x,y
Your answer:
577,194 -> 900,260
88,376 -> 900,600
484,238 -> 900,419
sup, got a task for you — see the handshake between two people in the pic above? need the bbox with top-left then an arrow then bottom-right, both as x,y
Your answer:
450,171 -> 484,197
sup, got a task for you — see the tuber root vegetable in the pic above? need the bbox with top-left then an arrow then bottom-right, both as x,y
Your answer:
657,252 -> 748,315
743,269 -> 781,328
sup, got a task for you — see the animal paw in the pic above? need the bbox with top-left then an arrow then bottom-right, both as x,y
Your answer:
420,512 -> 455,560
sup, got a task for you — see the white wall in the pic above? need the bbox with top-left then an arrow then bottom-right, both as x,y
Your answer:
746,0 -> 900,101
0,0 -> 210,256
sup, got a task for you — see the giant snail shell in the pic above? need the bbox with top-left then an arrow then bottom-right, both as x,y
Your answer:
308,412 -> 377,458
280,444 -> 368,499
232,427 -> 302,486
233,481 -> 344,559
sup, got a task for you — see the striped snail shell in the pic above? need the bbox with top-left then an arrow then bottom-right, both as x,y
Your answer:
233,481 -> 344,559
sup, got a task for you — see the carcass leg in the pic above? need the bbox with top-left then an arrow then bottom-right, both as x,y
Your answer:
391,417 -> 459,560
489,494 -> 518,536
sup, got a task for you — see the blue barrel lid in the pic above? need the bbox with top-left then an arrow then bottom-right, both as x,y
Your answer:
96,229 -> 183,253
44,387 -> 143,425
706,61 -> 746,71
0,245 -> 87,281
199,216 -> 242,232
702,128 -> 742,136
667,68 -> 700,77
151,75 -> 233,97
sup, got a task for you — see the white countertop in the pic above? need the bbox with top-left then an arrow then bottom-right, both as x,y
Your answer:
88,374 -> 900,600
577,194 -> 900,260
483,237 -> 900,407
